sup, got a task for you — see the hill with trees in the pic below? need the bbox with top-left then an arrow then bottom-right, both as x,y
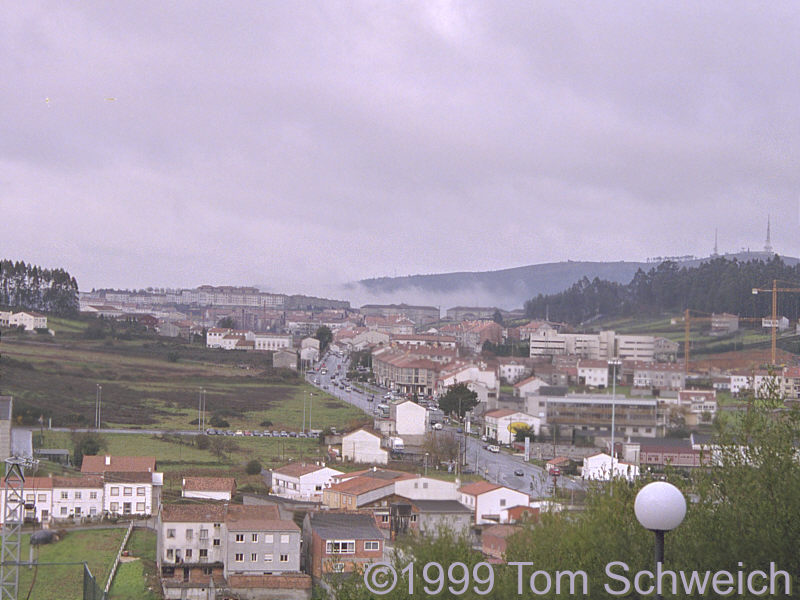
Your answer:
0,259 -> 79,316
524,256 -> 800,325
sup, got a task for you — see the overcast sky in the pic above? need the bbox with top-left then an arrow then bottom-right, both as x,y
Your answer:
3,2 -> 800,296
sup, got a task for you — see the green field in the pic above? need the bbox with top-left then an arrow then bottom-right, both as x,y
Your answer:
18,528 -> 125,600
109,528 -> 159,600
1,323 -> 369,433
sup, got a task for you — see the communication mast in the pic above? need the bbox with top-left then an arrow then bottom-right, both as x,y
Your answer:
0,456 -> 38,600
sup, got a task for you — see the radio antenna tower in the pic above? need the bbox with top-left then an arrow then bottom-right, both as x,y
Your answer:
764,215 -> 773,254
0,456 -> 38,600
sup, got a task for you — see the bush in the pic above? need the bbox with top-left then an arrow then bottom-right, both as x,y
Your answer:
245,459 -> 263,475
209,415 -> 229,428
195,435 -> 210,450
259,420 -> 273,427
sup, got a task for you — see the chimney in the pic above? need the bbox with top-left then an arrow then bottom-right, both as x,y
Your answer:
104,456 -> 111,466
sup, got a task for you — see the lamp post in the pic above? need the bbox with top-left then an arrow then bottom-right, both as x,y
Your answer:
634,482 -> 687,600
424,452 -> 429,477
308,392 -> 314,433
608,359 -> 621,475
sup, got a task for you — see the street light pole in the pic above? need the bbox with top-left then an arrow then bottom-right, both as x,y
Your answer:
308,393 -> 313,432
635,482 -> 687,600
608,359 -> 621,475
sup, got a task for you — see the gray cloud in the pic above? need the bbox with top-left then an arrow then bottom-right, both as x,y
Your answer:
2,1 -> 799,295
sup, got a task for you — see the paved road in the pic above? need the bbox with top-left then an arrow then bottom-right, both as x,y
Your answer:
309,351 -> 587,499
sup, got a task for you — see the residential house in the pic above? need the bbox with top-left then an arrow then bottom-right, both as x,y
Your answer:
577,359 -> 609,388
581,453 -> 639,482
459,482 -> 530,525
224,504 -> 302,576
52,475 -> 104,520
270,464 -> 343,501
273,349 -> 298,370
496,358 -> 533,385
341,429 -> 388,465
104,472 -> 154,516
390,499 -> 472,538
303,512 -> 384,579
321,477 -> 396,511
483,409 -> 540,445
482,524 -> 520,560
182,477 -> 237,501
633,362 -> 686,391
711,313 -> 739,336
390,400 -> 427,439
9,311 -> 47,331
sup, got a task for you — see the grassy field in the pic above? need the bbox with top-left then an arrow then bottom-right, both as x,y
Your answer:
109,528 -> 159,600
1,325 -> 369,433
18,528 -> 125,600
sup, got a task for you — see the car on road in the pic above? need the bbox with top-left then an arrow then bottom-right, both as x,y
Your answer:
514,469 -> 524,476
432,423 -> 443,430
487,445 -> 500,453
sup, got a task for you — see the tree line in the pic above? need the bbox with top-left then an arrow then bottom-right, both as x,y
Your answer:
0,259 -> 79,316
524,256 -> 800,324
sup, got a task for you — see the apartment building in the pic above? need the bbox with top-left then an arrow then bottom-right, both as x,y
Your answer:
632,362 -> 686,390
302,512 -> 384,578
371,348 -> 440,396
270,464 -> 343,501
360,304 -> 440,326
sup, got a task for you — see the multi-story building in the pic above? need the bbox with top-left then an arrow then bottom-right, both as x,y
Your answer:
52,476 -> 104,520
459,482 -> 530,525
270,464 -> 343,501
632,362 -> 686,390
360,304 -> 440,326
104,472 -> 154,516
8,311 -> 47,331
577,359 -> 609,388
371,348 -> 440,396
526,394 -> 661,438
224,505 -> 302,576
302,512 -> 384,578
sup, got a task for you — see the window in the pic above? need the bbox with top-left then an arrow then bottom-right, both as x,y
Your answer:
250,553 -> 258,562
186,529 -> 194,540
280,554 -> 288,562
75,507 -> 82,516
60,507 -> 67,516
264,534 -> 273,544
214,523 -> 221,529
25,494 -> 34,502
410,515 -> 417,522
199,549 -> 208,558
315,484 -> 322,491
202,566 -> 213,575
381,515 -> 389,523
331,562 -> 345,572
185,549 -> 192,559
500,499 -> 506,507
167,529 -> 176,539
90,491 -> 98,499
325,540 -> 355,554
75,491 -> 82,500
123,487 -> 132,496
90,507 -> 97,516
264,554 -> 273,562
137,487 -> 146,496
110,502 -> 119,512
166,549 -> 174,560
423,482 -> 428,489
235,553 -> 244,562
200,529 -> 209,540
280,534 -> 289,544
38,494 -> 46,502
251,534 -> 258,542
110,487 -> 119,496
235,534 -> 244,543
61,491 -> 68,499
136,502 -> 145,512
364,541 -> 380,551
213,539 -> 220,546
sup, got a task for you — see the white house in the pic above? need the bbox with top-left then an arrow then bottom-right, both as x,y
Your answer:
730,372 -> 752,396
391,400 -> 427,437
513,375 -> 548,398
52,476 -> 104,520
253,333 -> 292,351
497,359 -> 530,385
4,476 -> 53,523
394,475 -> 460,501
581,453 -> 639,482
271,463 -> 343,501
341,429 -> 388,465
104,472 -> 154,516
159,503 -> 227,568
459,482 -> 530,525
9,311 -> 47,331
577,360 -> 609,388
483,409 -> 541,445
0,311 -> 12,327
182,477 -> 236,501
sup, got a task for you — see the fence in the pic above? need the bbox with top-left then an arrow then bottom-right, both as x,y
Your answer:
103,521 -> 134,595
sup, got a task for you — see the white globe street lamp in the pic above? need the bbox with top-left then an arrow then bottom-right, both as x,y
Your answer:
635,482 -> 687,599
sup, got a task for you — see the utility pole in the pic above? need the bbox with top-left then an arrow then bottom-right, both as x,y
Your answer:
1,456 -> 38,600
95,384 -> 102,430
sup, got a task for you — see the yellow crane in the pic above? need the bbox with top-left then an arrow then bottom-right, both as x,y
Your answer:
752,279 -> 800,365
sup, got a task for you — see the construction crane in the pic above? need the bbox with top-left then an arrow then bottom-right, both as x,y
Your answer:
679,309 -> 761,374
752,279 -> 800,366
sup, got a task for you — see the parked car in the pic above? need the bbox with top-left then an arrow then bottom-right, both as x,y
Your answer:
487,445 -> 500,453
432,423 -> 443,430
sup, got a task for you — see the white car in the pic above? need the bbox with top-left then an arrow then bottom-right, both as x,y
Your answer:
432,422 -> 443,430
487,445 -> 500,453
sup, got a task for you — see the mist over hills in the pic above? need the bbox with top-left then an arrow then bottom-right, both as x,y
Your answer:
346,252 -> 800,310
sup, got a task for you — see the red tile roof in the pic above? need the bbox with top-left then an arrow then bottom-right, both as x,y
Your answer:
459,481 -> 502,496
182,477 -> 236,492
81,455 -> 156,474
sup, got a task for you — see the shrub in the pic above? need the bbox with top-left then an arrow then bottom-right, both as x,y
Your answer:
259,420 -> 273,427
245,459 -> 262,475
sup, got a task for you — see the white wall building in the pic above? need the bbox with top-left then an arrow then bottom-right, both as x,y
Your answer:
483,409 -> 541,445
391,400 -> 428,437
52,477 -> 104,520
104,473 -> 154,516
459,482 -> 530,525
182,477 -> 236,501
581,453 -> 639,482
9,311 -> 47,331
394,476 -> 460,501
271,464 -> 343,501
577,360 -> 609,388
341,429 -> 388,465
253,333 -> 292,351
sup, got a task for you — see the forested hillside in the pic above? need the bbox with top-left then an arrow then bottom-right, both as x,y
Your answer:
0,260 -> 79,316
524,256 -> 800,324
